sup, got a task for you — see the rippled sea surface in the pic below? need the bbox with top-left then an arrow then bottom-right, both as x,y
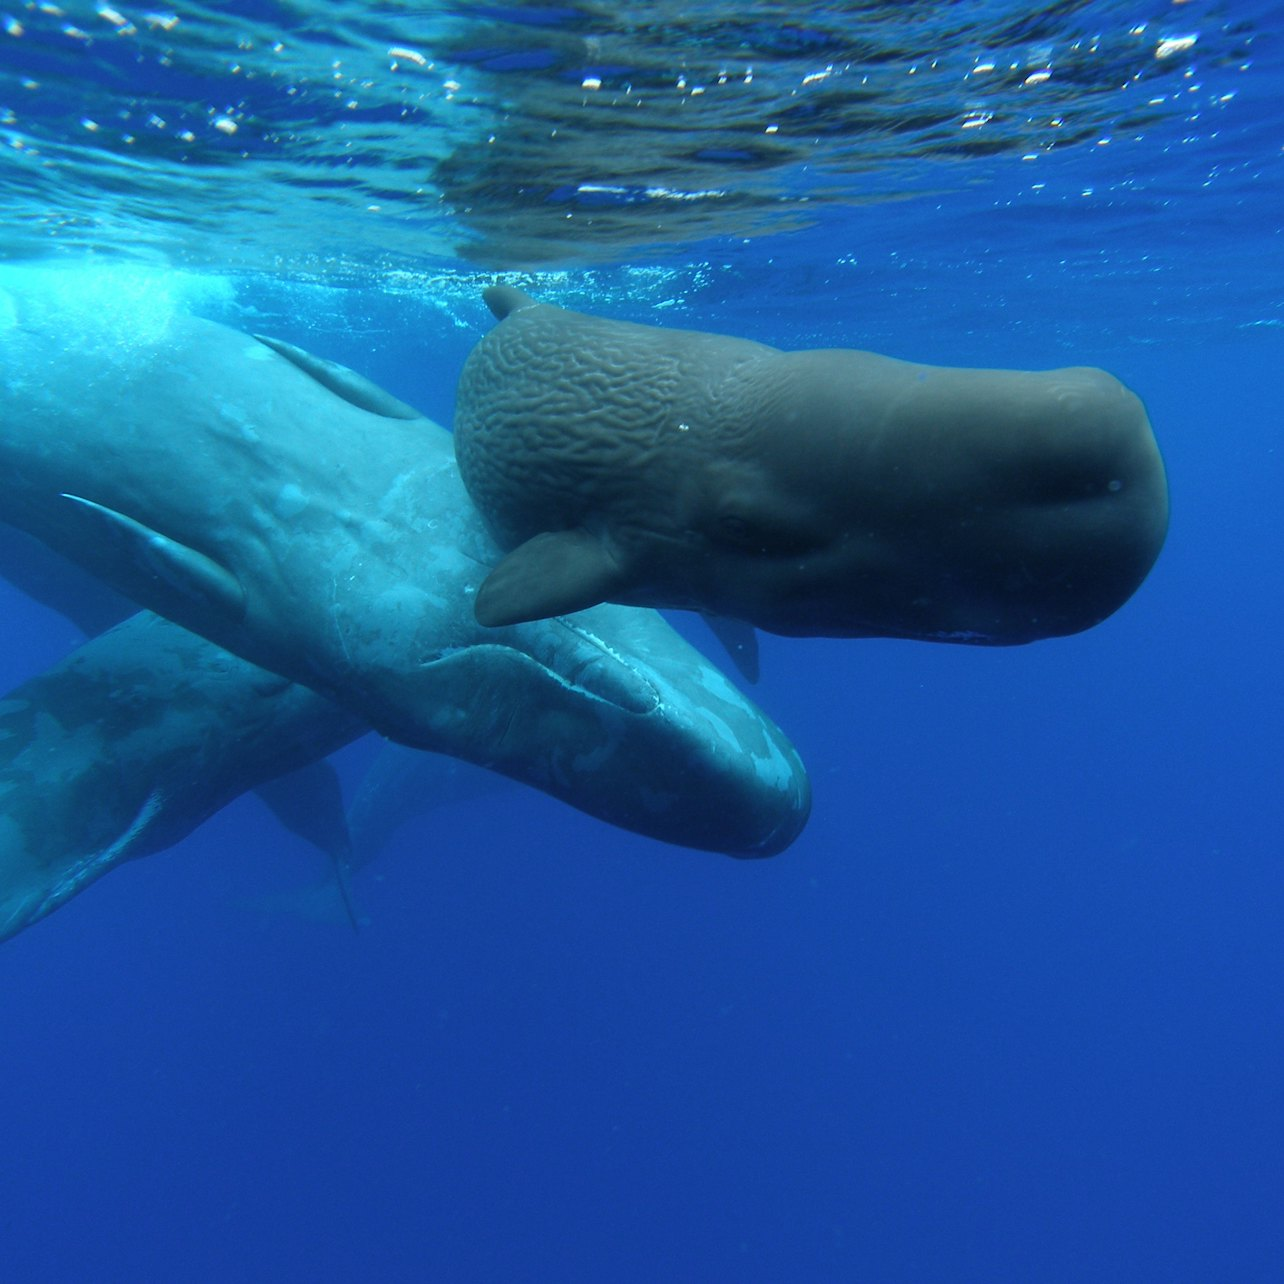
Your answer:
3,1 -> 1278,297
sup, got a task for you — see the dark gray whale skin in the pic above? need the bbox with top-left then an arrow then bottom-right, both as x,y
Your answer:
0,276 -> 809,868
455,288 -> 1169,646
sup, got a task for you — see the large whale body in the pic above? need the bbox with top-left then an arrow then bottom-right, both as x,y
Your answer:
0,269 -> 809,861
455,288 -> 1169,648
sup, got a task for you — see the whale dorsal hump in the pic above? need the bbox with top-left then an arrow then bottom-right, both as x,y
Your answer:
483,285 -> 540,321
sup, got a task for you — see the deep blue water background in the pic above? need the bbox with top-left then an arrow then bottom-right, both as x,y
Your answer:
3,3 -> 1284,1280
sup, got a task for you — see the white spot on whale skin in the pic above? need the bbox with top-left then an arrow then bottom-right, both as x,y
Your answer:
217,399 -> 261,443
273,483 -> 308,519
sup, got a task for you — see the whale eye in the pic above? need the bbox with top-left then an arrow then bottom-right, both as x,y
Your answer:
717,513 -> 754,542
711,510 -> 820,556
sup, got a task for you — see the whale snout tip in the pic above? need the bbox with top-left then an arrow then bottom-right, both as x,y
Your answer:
699,731 -> 812,859
739,776 -> 812,858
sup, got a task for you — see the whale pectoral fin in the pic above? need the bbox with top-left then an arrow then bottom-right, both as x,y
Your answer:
251,334 -> 424,421
700,612 -> 761,684
255,760 -> 352,862
474,530 -> 626,627
60,494 -> 247,621
255,760 -> 361,934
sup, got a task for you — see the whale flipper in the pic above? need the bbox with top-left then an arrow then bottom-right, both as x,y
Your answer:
254,761 -> 351,862
254,760 -> 360,932
60,494 -> 246,620
253,333 -> 423,420
701,613 -> 760,684
474,529 -> 628,628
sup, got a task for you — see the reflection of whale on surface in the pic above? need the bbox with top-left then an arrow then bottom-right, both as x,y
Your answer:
455,288 -> 1169,669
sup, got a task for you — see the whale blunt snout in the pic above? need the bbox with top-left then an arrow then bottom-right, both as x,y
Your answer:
537,618 -> 812,857
384,619 -> 811,858
897,365 -> 1170,642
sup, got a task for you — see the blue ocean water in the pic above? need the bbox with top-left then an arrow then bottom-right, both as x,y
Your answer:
2,3 -> 1282,1281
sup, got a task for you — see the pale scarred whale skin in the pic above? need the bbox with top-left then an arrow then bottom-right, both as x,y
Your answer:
0,271 -> 810,867
455,287 -> 1169,646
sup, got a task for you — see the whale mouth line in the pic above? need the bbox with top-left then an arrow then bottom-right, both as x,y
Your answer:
428,626 -> 661,717
475,619 -> 663,716
549,616 -> 663,716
